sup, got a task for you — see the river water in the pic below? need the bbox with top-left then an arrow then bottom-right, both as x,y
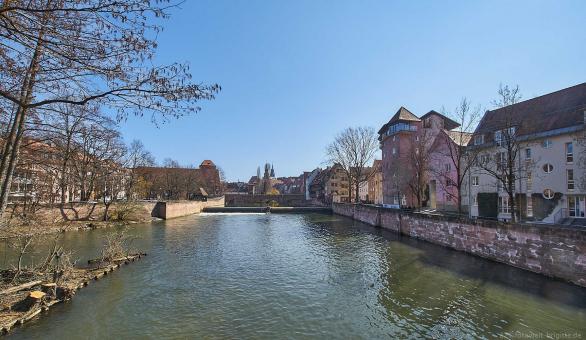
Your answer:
6,213 -> 586,339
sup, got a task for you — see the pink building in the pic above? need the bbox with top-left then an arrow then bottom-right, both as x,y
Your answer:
428,130 -> 471,211
378,107 -> 464,210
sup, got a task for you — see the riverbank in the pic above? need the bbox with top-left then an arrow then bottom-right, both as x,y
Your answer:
332,203 -> 586,288
0,253 -> 146,335
0,198 -> 225,239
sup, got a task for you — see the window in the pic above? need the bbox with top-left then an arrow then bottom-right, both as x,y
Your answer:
569,197 -> 576,217
392,147 -> 396,155
542,163 -> 553,173
445,163 -> 451,172
567,169 -> 575,191
474,134 -> 484,145
566,142 -> 573,163
495,130 -> 503,146
498,196 -> 511,214
526,171 -> 532,191
472,176 -> 479,186
525,148 -> 531,160
497,152 -> 506,170
527,197 -> 533,217
542,139 -> 552,148
543,189 -> 554,200
480,154 -> 490,164
392,135 -> 396,142
387,122 -> 417,135
473,194 -> 478,206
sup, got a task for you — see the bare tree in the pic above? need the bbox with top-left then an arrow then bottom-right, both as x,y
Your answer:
125,140 -> 155,200
432,98 -> 481,213
0,0 -> 220,215
405,129 -> 434,209
326,127 -> 379,203
476,84 -> 531,222
96,134 -> 127,221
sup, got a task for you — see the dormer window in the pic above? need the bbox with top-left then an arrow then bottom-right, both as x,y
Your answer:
474,134 -> 484,145
495,130 -> 503,146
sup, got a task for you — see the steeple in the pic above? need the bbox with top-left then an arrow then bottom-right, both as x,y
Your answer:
270,164 -> 275,178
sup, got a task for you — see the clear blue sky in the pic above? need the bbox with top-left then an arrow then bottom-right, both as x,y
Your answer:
119,0 -> 586,182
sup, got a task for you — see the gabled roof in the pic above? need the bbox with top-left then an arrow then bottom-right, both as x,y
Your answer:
471,83 -> 586,142
444,130 -> 472,146
200,160 -> 215,167
378,107 -> 420,134
420,110 -> 460,130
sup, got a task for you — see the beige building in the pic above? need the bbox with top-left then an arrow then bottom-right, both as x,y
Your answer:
309,164 -> 350,203
466,83 -> 586,225
368,159 -> 383,204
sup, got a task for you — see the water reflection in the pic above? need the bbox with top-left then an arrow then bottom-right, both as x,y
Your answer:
6,213 -> 586,339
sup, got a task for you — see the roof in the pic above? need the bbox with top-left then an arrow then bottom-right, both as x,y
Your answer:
200,160 -> 215,167
472,82 -> 586,142
420,110 -> 460,130
378,107 -> 420,134
444,130 -> 473,146
311,168 -> 330,186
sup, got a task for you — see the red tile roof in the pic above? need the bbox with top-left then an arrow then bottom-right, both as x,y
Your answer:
472,82 -> 586,142
378,107 -> 420,134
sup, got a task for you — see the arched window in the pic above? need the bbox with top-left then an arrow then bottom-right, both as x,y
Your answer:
543,189 -> 554,199
542,163 -> 554,173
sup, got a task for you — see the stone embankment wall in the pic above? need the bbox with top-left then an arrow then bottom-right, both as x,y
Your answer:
333,203 -> 586,287
224,194 -> 309,207
152,197 -> 225,219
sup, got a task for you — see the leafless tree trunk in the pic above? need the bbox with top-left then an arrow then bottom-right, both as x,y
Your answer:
433,98 -> 481,213
0,0 -> 220,216
475,84 -> 533,222
326,127 -> 379,203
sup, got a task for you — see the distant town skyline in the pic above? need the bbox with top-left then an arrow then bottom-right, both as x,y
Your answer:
118,0 -> 586,181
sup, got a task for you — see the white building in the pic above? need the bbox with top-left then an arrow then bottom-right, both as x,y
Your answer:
466,83 -> 586,225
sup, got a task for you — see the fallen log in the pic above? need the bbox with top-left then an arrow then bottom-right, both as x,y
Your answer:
22,291 -> 46,311
41,283 -> 57,298
0,281 -> 43,296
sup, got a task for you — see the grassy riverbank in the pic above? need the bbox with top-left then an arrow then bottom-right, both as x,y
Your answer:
0,202 -> 156,239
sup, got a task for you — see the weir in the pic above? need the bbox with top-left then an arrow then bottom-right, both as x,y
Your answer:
202,206 -> 332,214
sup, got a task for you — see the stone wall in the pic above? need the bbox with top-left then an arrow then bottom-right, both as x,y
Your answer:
152,197 -> 225,219
333,203 -> 586,287
224,194 -> 309,207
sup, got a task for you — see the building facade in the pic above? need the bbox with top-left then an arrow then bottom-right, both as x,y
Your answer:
378,107 -> 461,209
367,159 -> 383,204
466,83 -> 586,224
135,160 -> 222,200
